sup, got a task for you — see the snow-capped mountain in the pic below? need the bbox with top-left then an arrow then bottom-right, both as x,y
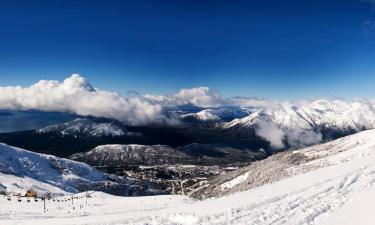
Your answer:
180,106 -> 250,123
36,118 -> 140,138
0,143 -> 155,196
220,99 -> 375,149
191,128 -> 375,199
70,143 -> 267,167
71,144 -> 191,166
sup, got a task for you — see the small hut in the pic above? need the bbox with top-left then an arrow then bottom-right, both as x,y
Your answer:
25,189 -> 38,198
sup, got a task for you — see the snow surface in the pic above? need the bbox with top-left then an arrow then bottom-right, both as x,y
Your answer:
3,129 -> 375,224
220,172 -> 250,190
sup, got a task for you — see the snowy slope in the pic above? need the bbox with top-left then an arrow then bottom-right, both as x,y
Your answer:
36,118 -> 140,137
0,143 -> 147,197
192,128 -> 375,199
3,129 -> 375,224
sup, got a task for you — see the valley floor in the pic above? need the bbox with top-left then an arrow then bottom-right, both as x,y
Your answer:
2,150 -> 375,225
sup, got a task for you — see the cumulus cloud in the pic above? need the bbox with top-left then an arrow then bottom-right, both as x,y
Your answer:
0,74 -> 232,124
145,87 -> 226,107
173,87 -> 225,107
0,74 -> 162,125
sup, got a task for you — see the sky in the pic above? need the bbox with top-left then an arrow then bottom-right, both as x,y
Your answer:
1,0 -> 375,99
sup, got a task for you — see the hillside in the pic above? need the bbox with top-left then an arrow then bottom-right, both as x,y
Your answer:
2,129 -> 375,224
191,128 -> 375,199
0,143 -> 160,197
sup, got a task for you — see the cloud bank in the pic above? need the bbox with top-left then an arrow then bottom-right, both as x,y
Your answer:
0,74 -> 232,124
0,74 -> 162,125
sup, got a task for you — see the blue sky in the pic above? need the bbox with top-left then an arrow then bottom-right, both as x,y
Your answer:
1,0 -> 375,99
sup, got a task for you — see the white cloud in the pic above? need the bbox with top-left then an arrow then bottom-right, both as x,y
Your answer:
145,86 -> 226,107
285,129 -> 322,147
255,120 -> 285,149
0,74 -> 162,125
0,75 -> 230,124
174,87 -> 225,107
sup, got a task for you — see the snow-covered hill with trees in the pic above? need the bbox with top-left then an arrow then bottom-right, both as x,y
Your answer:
70,143 -> 266,166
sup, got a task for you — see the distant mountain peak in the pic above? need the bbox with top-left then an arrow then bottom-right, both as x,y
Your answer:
36,118 -> 141,138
